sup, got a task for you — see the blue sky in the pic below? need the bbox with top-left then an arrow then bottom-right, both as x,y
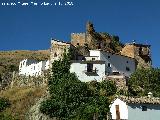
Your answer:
0,0 -> 159,67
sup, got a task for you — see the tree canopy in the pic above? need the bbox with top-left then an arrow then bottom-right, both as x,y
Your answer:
40,50 -> 117,120
128,68 -> 160,97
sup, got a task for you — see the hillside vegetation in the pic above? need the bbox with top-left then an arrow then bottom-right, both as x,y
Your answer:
0,86 -> 46,120
0,50 -> 50,74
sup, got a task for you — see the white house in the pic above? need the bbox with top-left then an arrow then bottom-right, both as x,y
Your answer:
89,50 -> 136,77
70,50 -> 136,82
19,59 -> 49,77
110,98 -> 128,120
70,60 -> 105,82
110,95 -> 160,120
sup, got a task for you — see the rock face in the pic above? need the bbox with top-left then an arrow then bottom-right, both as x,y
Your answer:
106,76 -> 128,95
71,21 -> 123,54
26,93 -> 56,120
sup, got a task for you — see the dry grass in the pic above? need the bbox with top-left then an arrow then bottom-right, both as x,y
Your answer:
0,50 -> 50,74
0,86 -> 47,120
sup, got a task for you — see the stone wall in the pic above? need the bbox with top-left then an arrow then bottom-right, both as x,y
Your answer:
10,72 -> 49,88
71,33 -> 86,46
121,43 -> 151,68
50,39 -> 70,67
70,22 -> 113,53
121,44 -> 135,58
26,92 -> 56,120
106,76 -> 128,95
0,72 -> 13,90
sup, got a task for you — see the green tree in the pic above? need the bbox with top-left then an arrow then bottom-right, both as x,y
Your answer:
85,80 -> 117,120
40,50 -> 116,119
128,68 -> 160,97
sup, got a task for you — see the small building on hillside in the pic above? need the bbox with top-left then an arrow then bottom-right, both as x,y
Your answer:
110,95 -> 160,120
70,50 -> 136,82
19,59 -> 49,76
70,60 -> 105,82
89,50 -> 136,77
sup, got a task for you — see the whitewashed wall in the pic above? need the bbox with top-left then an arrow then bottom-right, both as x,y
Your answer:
110,98 -> 128,120
89,50 -> 136,77
128,103 -> 160,120
19,59 -> 49,77
70,62 -> 105,82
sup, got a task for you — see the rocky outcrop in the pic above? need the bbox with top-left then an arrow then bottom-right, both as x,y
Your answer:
105,75 -> 129,95
10,72 -> 48,88
26,92 -> 56,120
71,22 -> 123,57
121,43 -> 151,68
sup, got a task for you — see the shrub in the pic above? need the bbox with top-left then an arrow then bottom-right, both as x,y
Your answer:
0,113 -> 16,120
0,97 -> 11,112
40,50 -> 116,119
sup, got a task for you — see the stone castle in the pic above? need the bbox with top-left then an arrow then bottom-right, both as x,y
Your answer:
18,21 -> 152,78
50,39 -> 70,67
50,22 -> 151,69
71,22 -> 115,52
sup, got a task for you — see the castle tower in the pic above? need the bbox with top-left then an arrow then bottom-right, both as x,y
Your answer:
71,21 -> 96,47
121,42 -> 151,68
71,33 -> 86,47
50,39 -> 70,68
71,21 -> 119,54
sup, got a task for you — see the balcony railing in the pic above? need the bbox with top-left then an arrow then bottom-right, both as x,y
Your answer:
83,69 -> 98,76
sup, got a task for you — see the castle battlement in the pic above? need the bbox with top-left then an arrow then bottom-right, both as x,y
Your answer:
51,39 -> 70,45
71,33 -> 86,46
71,32 -> 85,35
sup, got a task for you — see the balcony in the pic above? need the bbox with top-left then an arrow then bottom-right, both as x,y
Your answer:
84,69 -> 98,76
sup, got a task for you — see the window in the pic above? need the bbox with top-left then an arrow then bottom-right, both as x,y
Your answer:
87,63 -> 93,72
126,67 -> 130,71
92,58 -> 95,61
112,72 -> 120,75
108,56 -> 110,58
108,63 -> 111,67
142,106 -> 147,111
54,53 -> 57,57
20,63 -> 22,67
